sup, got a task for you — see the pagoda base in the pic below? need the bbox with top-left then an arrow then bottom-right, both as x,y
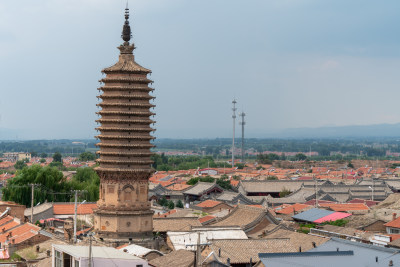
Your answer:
93,208 -> 154,247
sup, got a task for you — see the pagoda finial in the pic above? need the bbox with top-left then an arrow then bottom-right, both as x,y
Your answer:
122,3 -> 132,43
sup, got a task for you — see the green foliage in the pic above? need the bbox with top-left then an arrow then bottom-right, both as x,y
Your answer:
2,165 -> 99,206
53,152 -> 62,163
176,199 -> 184,208
279,187 -> 291,198
294,153 -> 307,161
2,165 -> 74,206
158,196 -> 168,207
216,175 -> 232,190
40,153 -> 48,158
256,154 -> 272,164
48,162 -> 66,171
267,175 -> 278,180
167,200 -> 175,209
322,219 -> 348,227
30,151 -> 38,157
235,163 -> 246,169
256,165 -> 265,170
79,152 -> 96,162
69,168 -> 100,201
347,162 -> 354,168
14,160 -> 27,170
39,158 -> 46,163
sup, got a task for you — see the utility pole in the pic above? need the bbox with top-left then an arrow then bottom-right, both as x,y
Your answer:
88,233 -> 93,267
231,100 -> 237,168
73,190 -> 86,243
239,112 -> 246,163
196,231 -> 201,267
29,184 -> 39,223
314,175 -> 318,208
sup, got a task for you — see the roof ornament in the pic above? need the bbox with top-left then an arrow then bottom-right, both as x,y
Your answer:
122,3 -> 132,43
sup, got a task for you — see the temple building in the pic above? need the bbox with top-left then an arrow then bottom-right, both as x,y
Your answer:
93,7 -> 155,245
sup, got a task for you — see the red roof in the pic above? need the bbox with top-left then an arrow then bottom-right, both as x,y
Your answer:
385,217 -> 400,228
319,203 -> 369,212
314,212 -> 351,223
347,199 -> 379,207
53,203 -> 98,215
196,200 -> 221,208
199,215 -> 216,224
276,203 -> 311,215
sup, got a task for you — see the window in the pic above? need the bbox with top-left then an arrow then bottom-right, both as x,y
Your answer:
55,250 -> 62,267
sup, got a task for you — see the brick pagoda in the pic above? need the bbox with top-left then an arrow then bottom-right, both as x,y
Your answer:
93,7 -> 155,244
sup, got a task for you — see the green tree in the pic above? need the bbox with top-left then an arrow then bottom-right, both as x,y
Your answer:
294,153 -> 307,161
69,167 -> 100,201
279,187 -> 291,198
176,199 -> 184,208
167,200 -> 175,210
158,196 -> 168,207
347,162 -> 354,168
53,152 -> 62,163
267,175 -> 278,180
2,165 -> 74,206
14,160 -> 27,170
40,153 -> 48,158
30,151 -> 38,157
39,158 -> 46,163
216,175 -> 232,190
79,152 -> 96,162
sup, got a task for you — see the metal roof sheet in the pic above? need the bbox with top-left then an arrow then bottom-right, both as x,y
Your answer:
314,212 -> 351,223
292,208 -> 334,222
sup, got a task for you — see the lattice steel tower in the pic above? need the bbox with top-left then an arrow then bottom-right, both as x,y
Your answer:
239,112 -> 246,163
231,100 -> 237,168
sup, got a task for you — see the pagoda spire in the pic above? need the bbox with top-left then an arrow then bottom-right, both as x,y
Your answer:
122,4 -> 132,43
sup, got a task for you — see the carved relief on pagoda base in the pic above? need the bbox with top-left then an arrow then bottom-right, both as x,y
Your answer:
96,170 -> 152,183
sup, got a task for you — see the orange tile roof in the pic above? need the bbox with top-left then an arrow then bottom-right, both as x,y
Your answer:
319,203 -> 369,212
153,209 -> 177,218
196,200 -> 221,208
0,216 -> 14,226
385,217 -> 400,228
276,203 -> 311,215
0,223 -> 40,243
53,203 -> 98,215
199,215 -> 216,224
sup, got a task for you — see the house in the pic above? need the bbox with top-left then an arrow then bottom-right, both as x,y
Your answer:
195,200 -> 233,213
153,217 -> 202,233
201,239 -> 296,267
292,208 -> 351,224
384,213 -> 400,234
53,202 -> 98,219
118,243 -> 163,261
52,244 -> 149,267
149,249 -> 194,267
259,237 -> 400,267
24,202 -> 53,223
183,182 -> 224,202
206,205 -> 279,234
167,226 -> 248,251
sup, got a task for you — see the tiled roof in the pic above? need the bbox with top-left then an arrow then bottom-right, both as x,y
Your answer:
153,217 -> 201,232
199,215 -> 216,224
275,203 -> 312,215
0,216 -> 14,226
264,228 -> 328,251
149,249 -> 194,267
196,200 -> 221,208
319,203 -> 369,212
204,239 -> 296,264
210,205 -> 268,230
0,222 -> 41,243
183,182 -> 223,196
53,203 -> 98,215
384,217 -> 400,228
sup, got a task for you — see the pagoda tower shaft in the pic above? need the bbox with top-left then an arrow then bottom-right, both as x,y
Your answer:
93,7 -> 155,244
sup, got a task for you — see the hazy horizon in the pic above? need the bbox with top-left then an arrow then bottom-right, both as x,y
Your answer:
1,1 -> 400,139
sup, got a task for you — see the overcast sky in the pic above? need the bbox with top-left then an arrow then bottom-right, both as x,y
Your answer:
1,0 -> 400,139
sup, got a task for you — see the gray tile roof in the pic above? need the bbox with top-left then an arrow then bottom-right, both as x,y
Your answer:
292,208 -> 334,222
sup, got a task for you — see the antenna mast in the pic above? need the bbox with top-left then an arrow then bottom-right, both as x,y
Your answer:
239,112 -> 246,163
232,100 -> 237,168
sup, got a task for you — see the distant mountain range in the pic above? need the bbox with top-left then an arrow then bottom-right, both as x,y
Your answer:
265,123 -> 400,139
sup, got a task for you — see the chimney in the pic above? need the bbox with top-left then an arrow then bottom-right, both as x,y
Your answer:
376,256 -> 378,262
393,213 -> 397,221
218,248 -> 221,257
389,260 -> 393,266
312,242 -> 316,248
